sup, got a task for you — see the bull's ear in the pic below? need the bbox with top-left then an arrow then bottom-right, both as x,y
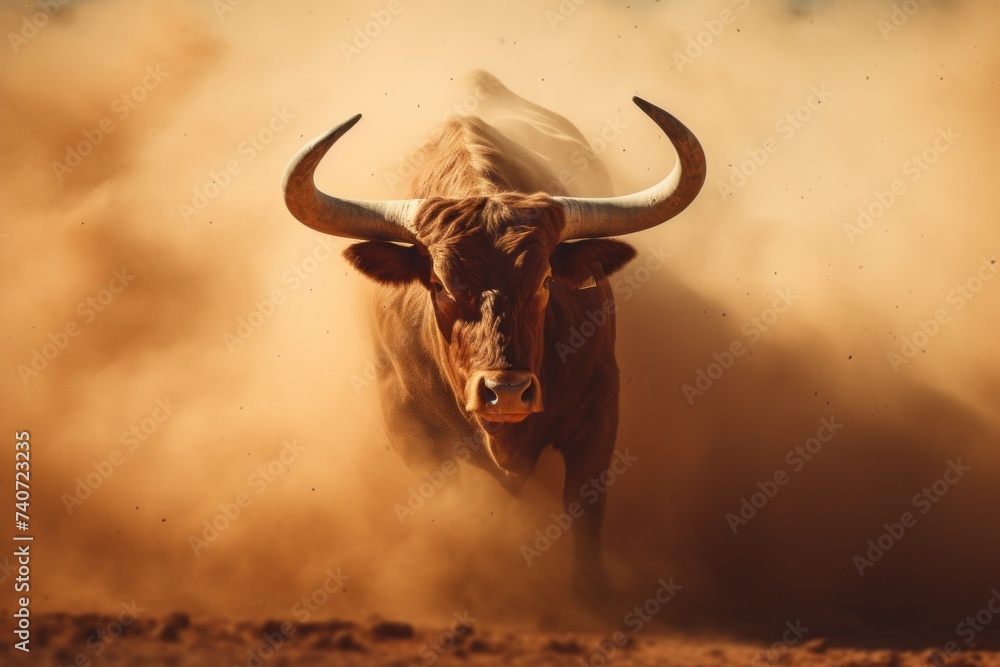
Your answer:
343,242 -> 430,286
550,239 -> 637,288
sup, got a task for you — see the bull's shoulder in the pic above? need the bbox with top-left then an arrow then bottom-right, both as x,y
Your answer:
404,74 -> 613,198
371,283 -> 430,343
405,114 -> 567,198
457,70 -> 614,197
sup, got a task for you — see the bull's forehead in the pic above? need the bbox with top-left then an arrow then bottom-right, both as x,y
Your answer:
431,224 -> 551,293
415,194 -> 565,245
416,194 -> 562,293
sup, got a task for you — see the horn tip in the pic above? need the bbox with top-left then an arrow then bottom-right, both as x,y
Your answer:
632,96 -> 667,121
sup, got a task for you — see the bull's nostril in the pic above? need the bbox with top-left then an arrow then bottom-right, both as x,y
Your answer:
482,384 -> 499,406
473,373 -> 540,414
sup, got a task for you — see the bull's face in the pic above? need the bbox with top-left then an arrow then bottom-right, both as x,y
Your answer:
343,193 -> 636,473
422,199 -> 555,426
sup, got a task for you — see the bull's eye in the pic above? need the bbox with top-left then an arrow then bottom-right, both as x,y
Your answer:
539,275 -> 553,293
432,281 -> 459,305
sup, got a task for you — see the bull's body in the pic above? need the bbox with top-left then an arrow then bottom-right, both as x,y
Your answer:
372,90 -> 621,589
283,71 -> 705,597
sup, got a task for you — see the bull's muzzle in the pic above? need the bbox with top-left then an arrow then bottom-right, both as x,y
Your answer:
466,370 -> 543,422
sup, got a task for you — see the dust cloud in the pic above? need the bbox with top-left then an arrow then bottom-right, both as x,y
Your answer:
0,0 -> 997,644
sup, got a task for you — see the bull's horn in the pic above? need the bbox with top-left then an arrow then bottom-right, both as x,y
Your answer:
282,114 -> 421,243
554,97 -> 706,241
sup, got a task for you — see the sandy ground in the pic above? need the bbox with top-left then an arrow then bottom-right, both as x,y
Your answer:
7,614 -> 1000,667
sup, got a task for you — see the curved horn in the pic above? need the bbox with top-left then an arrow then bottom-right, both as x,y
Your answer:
282,114 -> 422,243
554,97 -> 706,241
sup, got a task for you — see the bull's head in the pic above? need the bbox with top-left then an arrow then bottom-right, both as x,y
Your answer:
282,97 -> 705,473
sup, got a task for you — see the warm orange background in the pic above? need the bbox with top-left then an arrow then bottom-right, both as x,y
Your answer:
1,0 -> 997,641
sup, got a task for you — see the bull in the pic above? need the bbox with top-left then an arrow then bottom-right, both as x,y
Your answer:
282,72 -> 705,597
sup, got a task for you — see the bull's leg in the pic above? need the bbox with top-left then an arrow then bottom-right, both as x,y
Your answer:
561,426 -> 617,603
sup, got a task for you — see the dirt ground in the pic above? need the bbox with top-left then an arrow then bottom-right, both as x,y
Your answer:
8,614 -> 1000,667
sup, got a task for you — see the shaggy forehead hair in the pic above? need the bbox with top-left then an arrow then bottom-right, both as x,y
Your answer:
414,193 -> 565,293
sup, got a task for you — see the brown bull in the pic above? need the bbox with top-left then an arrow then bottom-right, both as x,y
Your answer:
282,72 -> 705,597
